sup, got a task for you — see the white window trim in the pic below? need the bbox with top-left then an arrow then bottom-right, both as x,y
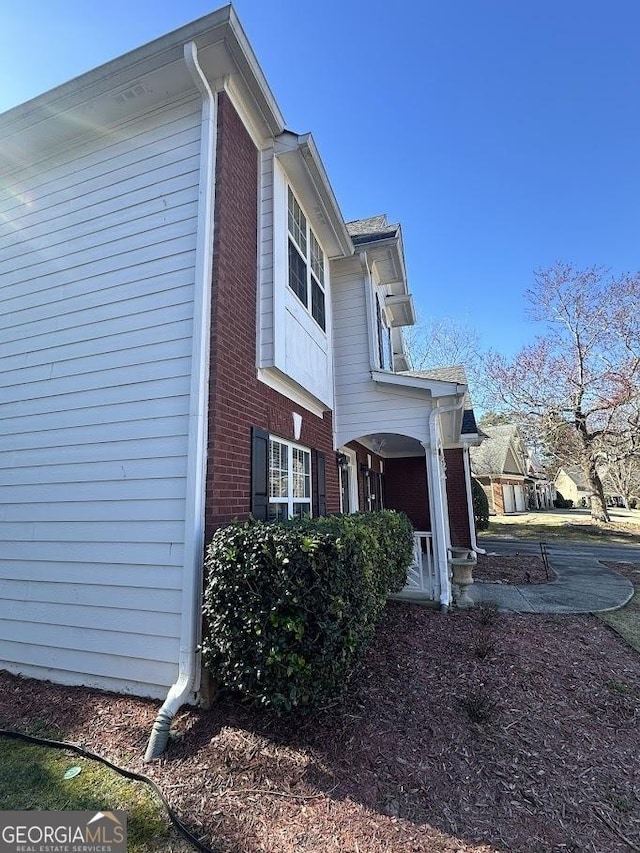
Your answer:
338,447 -> 359,513
268,436 -> 313,519
287,186 -> 327,333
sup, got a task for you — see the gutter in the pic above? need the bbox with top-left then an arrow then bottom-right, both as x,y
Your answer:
144,40 -> 217,761
462,443 -> 486,556
427,397 -> 465,609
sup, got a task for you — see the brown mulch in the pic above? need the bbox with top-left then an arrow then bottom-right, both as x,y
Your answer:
604,560 -> 640,585
474,551 -> 554,585
2,568 -> 640,853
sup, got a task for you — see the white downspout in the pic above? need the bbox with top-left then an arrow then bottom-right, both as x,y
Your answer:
462,443 -> 486,555
426,397 -> 465,610
144,41 -> 217,761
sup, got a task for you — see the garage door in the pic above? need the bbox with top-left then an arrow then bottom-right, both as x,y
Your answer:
502,484 -> 516,513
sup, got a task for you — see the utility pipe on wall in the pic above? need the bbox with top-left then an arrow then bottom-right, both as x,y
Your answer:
144,41 -> 217,762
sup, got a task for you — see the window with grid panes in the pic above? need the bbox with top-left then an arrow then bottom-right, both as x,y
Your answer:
268,437 -> 312,520
287,187 -> 326,330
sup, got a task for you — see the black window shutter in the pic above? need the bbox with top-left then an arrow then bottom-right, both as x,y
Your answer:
315,450 -> 327,516
251,427 -> 269,520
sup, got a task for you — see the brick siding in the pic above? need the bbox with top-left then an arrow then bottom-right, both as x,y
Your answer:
444,448 -> 471,547
204,92 -> 337,539
383,456 -> 431,531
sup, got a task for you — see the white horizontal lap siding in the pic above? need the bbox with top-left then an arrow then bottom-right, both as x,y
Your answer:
258,145 -> 275,366
0,97 -> 201,698
331,266 -> 429,445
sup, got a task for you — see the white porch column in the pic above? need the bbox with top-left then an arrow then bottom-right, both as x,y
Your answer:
422,438 -> 451,608
463,443 -> 486,555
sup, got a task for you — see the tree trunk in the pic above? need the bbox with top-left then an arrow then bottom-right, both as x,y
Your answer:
585,462 -> 610,523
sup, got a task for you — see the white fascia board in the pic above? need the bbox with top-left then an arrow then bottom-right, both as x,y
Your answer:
0,6 -> 285,164
258,367 -> 330,419
371,369 -> 467,399
224,6 -> 285,136
461,433 -> 485,448
275,132 -> 353,259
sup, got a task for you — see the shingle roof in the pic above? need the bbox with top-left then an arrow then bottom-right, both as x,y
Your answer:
346,214 -> 399,245
557,467 -> 590,490
402,365 -> 479,435
469,424 -> 523,476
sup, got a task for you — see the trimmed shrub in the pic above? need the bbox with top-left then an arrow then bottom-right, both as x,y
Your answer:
472,478 -> 490,531
553,491 -> 574,509
201,510 -> 414,713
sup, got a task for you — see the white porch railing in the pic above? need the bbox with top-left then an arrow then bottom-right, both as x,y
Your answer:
394,531 -> 440,601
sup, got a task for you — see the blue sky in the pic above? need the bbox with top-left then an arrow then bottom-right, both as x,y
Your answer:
2,1 -> 639,357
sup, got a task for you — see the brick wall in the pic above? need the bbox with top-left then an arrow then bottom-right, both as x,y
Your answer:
444,448 -> 471,547
204,92 -> 338,538
492,481 -> 505,514
383,456 -> 431,531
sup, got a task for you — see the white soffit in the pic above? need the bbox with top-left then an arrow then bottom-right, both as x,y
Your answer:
385,294 -> 416,327
0,7 -> 285,170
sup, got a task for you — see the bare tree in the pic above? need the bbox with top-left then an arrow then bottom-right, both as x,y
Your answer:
597,403 -> 640,507
484,263 -> 640,522
405,314 -> 487,403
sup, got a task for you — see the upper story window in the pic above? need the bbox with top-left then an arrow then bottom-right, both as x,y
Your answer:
287,187 -> 326,331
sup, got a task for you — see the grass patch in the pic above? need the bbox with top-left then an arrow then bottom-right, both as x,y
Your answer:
0,738 -> 190,852
597,587 -> 640,654
479,509 -> 640,544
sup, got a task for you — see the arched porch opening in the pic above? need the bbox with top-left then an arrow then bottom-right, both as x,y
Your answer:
337,431 -> 448,604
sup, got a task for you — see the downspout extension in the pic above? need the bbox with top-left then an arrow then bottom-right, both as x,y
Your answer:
144,41 -> 217,762
463,443 -> 486,555
428,397 -> 465,610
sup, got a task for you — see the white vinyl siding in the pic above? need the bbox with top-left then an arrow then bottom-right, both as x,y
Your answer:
331,259 -> 432,446
258,144 -> 275,366
259,157 -> 334,409
0,97 -> 201,698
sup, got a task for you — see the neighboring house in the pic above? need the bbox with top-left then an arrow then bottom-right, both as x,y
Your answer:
526,449 -> 556,509
0,6 -> 479,714
470,424 -> 533,514
554,467 -> 591,507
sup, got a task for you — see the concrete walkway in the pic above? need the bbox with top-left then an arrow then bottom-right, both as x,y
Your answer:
469,538 -> 637,614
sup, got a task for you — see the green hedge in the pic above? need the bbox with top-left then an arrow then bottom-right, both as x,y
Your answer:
472,478 -> 490,531
201,510 -> 414,713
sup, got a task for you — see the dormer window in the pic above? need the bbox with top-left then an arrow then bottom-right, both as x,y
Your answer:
287,187 -> 326,331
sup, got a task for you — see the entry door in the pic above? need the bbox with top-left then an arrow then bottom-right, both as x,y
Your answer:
338,448 -> 358,513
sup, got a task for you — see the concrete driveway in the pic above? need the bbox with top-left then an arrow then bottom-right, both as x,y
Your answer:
470,536 -> 639,614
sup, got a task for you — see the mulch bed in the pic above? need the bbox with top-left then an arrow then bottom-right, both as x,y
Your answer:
604,560 -> 640,585
2,562 -> 640,853
474,551 -> 554,585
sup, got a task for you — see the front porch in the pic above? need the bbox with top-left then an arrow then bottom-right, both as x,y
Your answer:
337,424 -> 476,606
392,530 -> 440,603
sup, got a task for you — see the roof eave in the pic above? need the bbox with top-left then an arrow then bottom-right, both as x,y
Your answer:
275,131 -> 353,258
0,6 -> 286,157
371,369 -> 467,399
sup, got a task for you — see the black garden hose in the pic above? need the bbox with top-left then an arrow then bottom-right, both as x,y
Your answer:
0,728 -> 216,853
